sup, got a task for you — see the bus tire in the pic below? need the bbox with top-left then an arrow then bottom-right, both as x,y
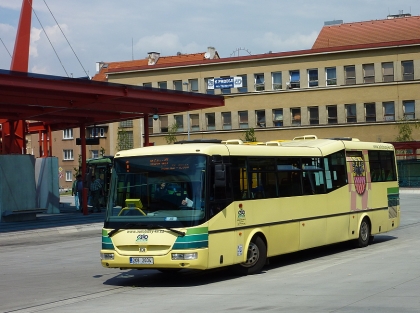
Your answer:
356,218 -> 371,248
232,236 -> 267,275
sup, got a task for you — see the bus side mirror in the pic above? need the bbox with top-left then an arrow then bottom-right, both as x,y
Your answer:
214,164 -> 226,187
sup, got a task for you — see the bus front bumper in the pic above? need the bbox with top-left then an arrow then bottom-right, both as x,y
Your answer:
100,248 -> 208,270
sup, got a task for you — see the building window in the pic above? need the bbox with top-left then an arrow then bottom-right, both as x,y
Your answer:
401,60 -> 414,81
363,64 -> 375,83
160,116 -> 168,133
327,105 -> 338,124
120,120 -> 133,128
326,67 -> 337,86
346,104 -> 357,123
382,62 -> 394,82
91,127 -> 105,137
291,108 -> 301,126
148,117 -> 153,134
344,66 -> 356,85
173,80 -> 182,91
117,130 -> 133,150
403,100 -> 415,120
256,110 -> 266,127
254,74 -> 265,91
272,72 -> 282,90
65,171 -> 72,182
205,113 -> 215,130
220,76 -> 231,94
205,77 -> 215,95
63,128 -> 73,139
63,149 -> 73,160
222,112 -> 232,130
239,111 -> 249,128
143,82 -> 152,87
237,74 -> 248,93
365,103 -> 376,122
91,150 -> 99,158
273,109 -> 283,127
383,102 -> 395,121
174,115 -> 184,132
308,107 -> 319,125
190,114 -> 199,131
289,70 -> 300,89
308,69 -> 318,87
188,79 -> 199,92
158,81 -> 167,89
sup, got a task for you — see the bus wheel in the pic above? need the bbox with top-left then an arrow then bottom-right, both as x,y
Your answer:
356,218 -> 371,248
233,236 -> 267,275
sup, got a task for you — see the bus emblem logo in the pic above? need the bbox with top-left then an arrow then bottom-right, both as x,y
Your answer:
136,234 -> 149,242
352,159 -> 366,195
238,209 -> 245,218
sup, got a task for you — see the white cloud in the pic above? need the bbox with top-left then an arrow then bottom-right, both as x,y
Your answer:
30,64 -> 49,74
254,31 -> 319,53
29,27 -> 42,57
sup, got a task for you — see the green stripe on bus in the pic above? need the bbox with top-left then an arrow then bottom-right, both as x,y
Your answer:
173,240 -> 208,249
175,234 -> 208,243
186,227 -> 208,235
387,187 -> 399,195
102,242 -> 115,250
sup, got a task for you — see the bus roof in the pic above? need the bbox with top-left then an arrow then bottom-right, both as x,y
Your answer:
114,137 -> 394,159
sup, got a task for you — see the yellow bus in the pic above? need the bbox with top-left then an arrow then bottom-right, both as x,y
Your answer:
100,137 -> 400,275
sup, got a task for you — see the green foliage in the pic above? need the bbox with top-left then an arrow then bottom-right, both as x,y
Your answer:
165,123 -> 179,144
116,127 -> 132,151
100,146 -> 106,157
395,118 -> 419,142
243,128 -> 257,142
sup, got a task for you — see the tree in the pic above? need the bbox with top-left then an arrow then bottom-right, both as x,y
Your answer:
395,118 -> 420,142
165,123 -> 179,144
243,128 -> 257,142
116,127 -> 132,152
100,146 -> 106,157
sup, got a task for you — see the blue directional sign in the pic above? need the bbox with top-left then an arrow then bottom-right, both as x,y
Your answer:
207,77 -> 242,89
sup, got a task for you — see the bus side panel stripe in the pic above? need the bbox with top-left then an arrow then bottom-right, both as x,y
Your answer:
173,240 -> 208,249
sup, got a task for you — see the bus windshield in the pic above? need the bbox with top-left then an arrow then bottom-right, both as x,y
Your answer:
105,154 -> 207,228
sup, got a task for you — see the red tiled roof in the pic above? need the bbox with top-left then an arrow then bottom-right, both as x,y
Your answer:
92,52 -> 220,81
313,16 -> 420,49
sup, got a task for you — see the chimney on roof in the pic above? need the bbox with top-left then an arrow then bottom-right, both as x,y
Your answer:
95,62 -> 107,73
206,46 -> 216,59
147,52 -> 160,65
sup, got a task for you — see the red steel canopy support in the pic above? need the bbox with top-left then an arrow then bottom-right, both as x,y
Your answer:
2,0 -> 33,154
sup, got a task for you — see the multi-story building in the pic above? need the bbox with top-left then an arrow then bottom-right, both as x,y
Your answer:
93,14 -> 420,149
33,14 -> 420,190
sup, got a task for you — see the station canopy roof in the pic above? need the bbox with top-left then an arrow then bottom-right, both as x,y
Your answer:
0,69 -> 224,132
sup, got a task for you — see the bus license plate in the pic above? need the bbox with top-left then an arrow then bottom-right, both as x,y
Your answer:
130,257 -> 154,265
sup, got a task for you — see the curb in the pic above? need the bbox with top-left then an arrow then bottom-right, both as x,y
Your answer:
0,222 -> 103,241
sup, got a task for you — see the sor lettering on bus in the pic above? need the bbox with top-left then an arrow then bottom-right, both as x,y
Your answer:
135,234 -> 149,242
237,208 -> 246,226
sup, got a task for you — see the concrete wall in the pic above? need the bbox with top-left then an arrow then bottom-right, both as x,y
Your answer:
0,155 -> 37,221
35,157 -> 60,214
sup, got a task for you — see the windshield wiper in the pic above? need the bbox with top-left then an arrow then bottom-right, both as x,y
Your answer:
156,225 -> 186,237
108,223 -> 185,237
107,223 -> 139,237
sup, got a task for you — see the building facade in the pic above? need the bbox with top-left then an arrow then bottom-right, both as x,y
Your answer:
37,14 -> 420,190
94,15 -> 420,148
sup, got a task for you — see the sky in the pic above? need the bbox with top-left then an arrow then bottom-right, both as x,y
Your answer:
1,0 -> 419,78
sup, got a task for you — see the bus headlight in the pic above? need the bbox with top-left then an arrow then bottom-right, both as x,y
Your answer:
100,253 -> 114,260
171,253 -> 198,260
